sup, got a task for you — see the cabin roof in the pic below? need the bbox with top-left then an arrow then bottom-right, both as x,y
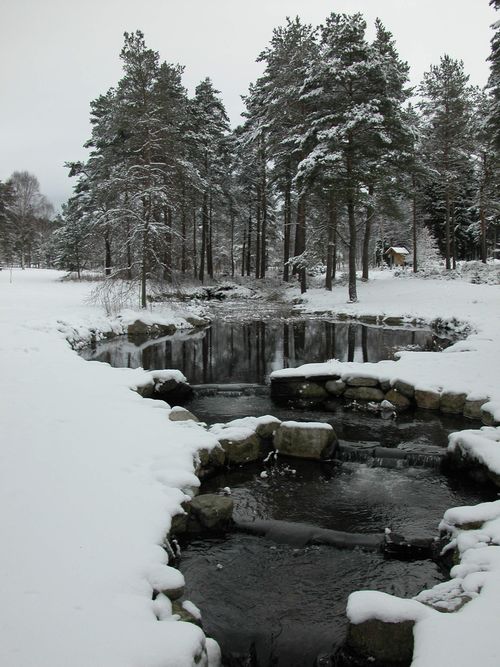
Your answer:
384,246 -> 409,255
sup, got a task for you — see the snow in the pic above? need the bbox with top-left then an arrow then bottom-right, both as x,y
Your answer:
0,269 -> 220,667
280,420 -> 333,431
280,273 -> 500,425
385,246 -> 409,255
347,590 -> 431,625
448,427 -> 500,475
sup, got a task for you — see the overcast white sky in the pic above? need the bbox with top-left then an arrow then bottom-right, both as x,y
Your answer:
0,0 -> 496,209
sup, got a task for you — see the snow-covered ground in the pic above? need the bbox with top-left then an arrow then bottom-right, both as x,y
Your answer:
0,270 -> 220,667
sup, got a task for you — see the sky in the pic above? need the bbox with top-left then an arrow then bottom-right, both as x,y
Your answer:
0,0 -> 496,210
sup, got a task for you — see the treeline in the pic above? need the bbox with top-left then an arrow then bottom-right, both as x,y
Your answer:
0,172 -> 54,269
2,6 -> 498,302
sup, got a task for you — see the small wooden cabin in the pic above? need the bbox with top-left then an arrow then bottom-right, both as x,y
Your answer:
384,246 -> 410,267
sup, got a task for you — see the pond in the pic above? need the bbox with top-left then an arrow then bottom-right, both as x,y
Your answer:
82,318 -> 451,385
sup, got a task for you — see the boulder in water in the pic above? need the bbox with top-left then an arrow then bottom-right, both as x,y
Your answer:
273,421 -> 337,460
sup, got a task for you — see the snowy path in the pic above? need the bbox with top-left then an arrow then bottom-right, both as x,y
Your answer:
0,270 -> 218,667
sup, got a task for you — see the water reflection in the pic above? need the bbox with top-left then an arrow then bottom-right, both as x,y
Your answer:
82,320 -> 449,385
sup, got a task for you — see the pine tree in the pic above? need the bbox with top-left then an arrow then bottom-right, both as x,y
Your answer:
188,78 -> 230,282
418,55 -> 475,269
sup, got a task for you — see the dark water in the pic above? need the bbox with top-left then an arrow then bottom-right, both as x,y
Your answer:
81,319 -> 450,385
180,461 -> 493,666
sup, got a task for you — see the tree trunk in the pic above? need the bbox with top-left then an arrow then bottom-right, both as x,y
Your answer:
325,191 -> 337,291
230,208 -> 235,277
181,196 -> 187,275
163,207 -> 173,282
141,221 -> 149,308
199,192 -> 208,283
260,145 -> 267,279
444,188 -> 451,270
246,208 -> 252,277
412,175 -> 418,273
480,185 -> 487,264
104,229 -> 112,277
255,188 -> 261,279
361,184 -> 375,281
347,194 -> 357,301
283,180 -> 291,282
296,193 -> 307,294
207,194 -> 213,279
241,223 -> 247,276
451,204 -> 457,270
192,207 -> 198,279
126,220 -> 133,280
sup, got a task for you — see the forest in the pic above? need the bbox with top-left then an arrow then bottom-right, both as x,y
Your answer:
1,6 -> 499,304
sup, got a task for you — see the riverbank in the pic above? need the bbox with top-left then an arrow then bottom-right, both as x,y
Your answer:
0,269 -> 221,667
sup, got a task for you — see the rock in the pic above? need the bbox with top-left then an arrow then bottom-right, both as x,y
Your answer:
170,510 -> 189,535
272,378 -> 329,402
480,405 -> 497,426
325,379 -> 346,396
188,493 -> 234,532
380,378 -> 392,393
255,418 -> 281,439
384,389 -> 411,411
344,387 -> 385,402
127,320 -> 176,338
297,381 -> 329,400
415,389 -> 441,410
127,319 -> 151,337
347,618 -> 414,665
464,398 -> 489,420
358,315 -> 380,325
196,445 -> 226,476
393,380 -> 415,398
273,421 -> 338,460
171,600 -> 202,626
155,323 -> 177,336
185,315 -> 208,327
169,407 -> 199,422
346,376 -> 379,387
217,430 -> 262,465
440,392 -> 467,414
162,583 -> 185,601
135,381 -> 155,399
198,444 -> 225,467
154,378 -> 193,402
383,316 -> 405,326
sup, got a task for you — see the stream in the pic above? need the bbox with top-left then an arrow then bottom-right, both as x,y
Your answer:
82,314 -> 494,666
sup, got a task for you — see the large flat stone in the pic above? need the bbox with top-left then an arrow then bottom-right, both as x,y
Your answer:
188,494 -> 234,532
273,421 -> 337,460
346,376 -> 380,387
385,389 -> 411,410
393,380 -> 415,398
415,389 -> 441,410
344,386 -> 385,402
440,392 -> 467,414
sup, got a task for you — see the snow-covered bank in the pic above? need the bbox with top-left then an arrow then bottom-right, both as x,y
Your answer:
0,270 -> 220,667
282,272 -> 500,666
283,271 -> 500,423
